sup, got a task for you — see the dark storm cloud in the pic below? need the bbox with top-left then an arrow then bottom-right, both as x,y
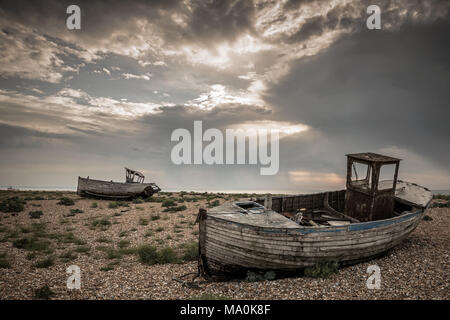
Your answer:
266,21 -> 450,172
0,0 -> 255,47
185,0 -> 256,42
0,123 -> 75,148
286,16 -> 324,43
281,1 -> 450,45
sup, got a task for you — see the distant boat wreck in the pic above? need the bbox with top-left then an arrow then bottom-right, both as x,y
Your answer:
77,167 -> 161,199
197,153 -> 433,277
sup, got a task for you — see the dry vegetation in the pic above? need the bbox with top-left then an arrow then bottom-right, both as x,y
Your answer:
0,190 -> 448,300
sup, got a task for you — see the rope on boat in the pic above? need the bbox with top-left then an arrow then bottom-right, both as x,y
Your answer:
172,272 -> 209,290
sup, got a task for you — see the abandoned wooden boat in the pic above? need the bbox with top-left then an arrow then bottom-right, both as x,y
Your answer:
197,153 -> 432,277
77,167 -> 161,199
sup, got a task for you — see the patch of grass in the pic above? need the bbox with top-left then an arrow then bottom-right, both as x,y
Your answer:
33,285 -> 55,300
20,226 -> 31,233
100,265 -> 114,271
208,199 -> 220,208
108,202 -> 119,208
245,270 -> 277,282
57,232 -> 86,245
162,199 -> 177,207
180,241 -> 198,261
31,222 -> 47,236
432,194 -> 450,200
118,231 -> 128,237
70,209 -> 84,214
132,197 -> 144,204
100,260 -> 120,271
151,214 -> 160,221
0,252 -> 11,268
139,217 -> 149,226
163,205 -> 187,212
108,201 -> 129,209
74,245 -> 91,254
144,230 -> 154,237
91,218 -> 111,230
1,229 -> 18,242
0,197 -> 25,213
304,261 -> 339,278
90,202 -> 98,208
105,248 -> 123,260
145,196 -> 165,203
137,244 -> 182,265
158,247 -> 180,264
118,247 -> 138,255
57,197 -> 75,206
431,201 -> 450,208
137,244 -> 159,265
13,237 -> 51,251
26,252 -> 37,260
28,211 -> 43,219
59,250 -> 78,262
96,236 -> 112,243
95,245 -> 110,252
33,256 -> 54,268
118,239 -> 130,248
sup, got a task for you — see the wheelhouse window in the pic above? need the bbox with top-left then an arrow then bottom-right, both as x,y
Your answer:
378,164 -> 396,190
350,161 -> 372,191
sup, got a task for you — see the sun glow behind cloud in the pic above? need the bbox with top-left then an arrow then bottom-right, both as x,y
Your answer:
185,84 -> 266,110
289,170 -> 345,189
231,120 -> 309,138
179,34 -> 272,69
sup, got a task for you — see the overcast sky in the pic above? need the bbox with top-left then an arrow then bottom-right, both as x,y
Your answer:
0,0 -> 449,192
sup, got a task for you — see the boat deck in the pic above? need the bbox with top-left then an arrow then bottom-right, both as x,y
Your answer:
208,203 -> 299,229
207,181 -> 432,229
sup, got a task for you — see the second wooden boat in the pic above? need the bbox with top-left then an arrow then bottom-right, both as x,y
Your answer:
77,167 -> 161,199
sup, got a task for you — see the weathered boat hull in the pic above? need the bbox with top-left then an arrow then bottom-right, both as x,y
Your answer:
77,177 -> 160,199
198,182 -> 431,277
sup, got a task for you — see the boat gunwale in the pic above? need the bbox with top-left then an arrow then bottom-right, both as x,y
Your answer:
77,176 -> 157,186
206,200 -> 430,235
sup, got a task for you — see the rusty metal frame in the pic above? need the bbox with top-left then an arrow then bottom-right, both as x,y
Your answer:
344,153 -> 401,221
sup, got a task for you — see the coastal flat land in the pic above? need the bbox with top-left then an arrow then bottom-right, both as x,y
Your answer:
0,190 -> 448,300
